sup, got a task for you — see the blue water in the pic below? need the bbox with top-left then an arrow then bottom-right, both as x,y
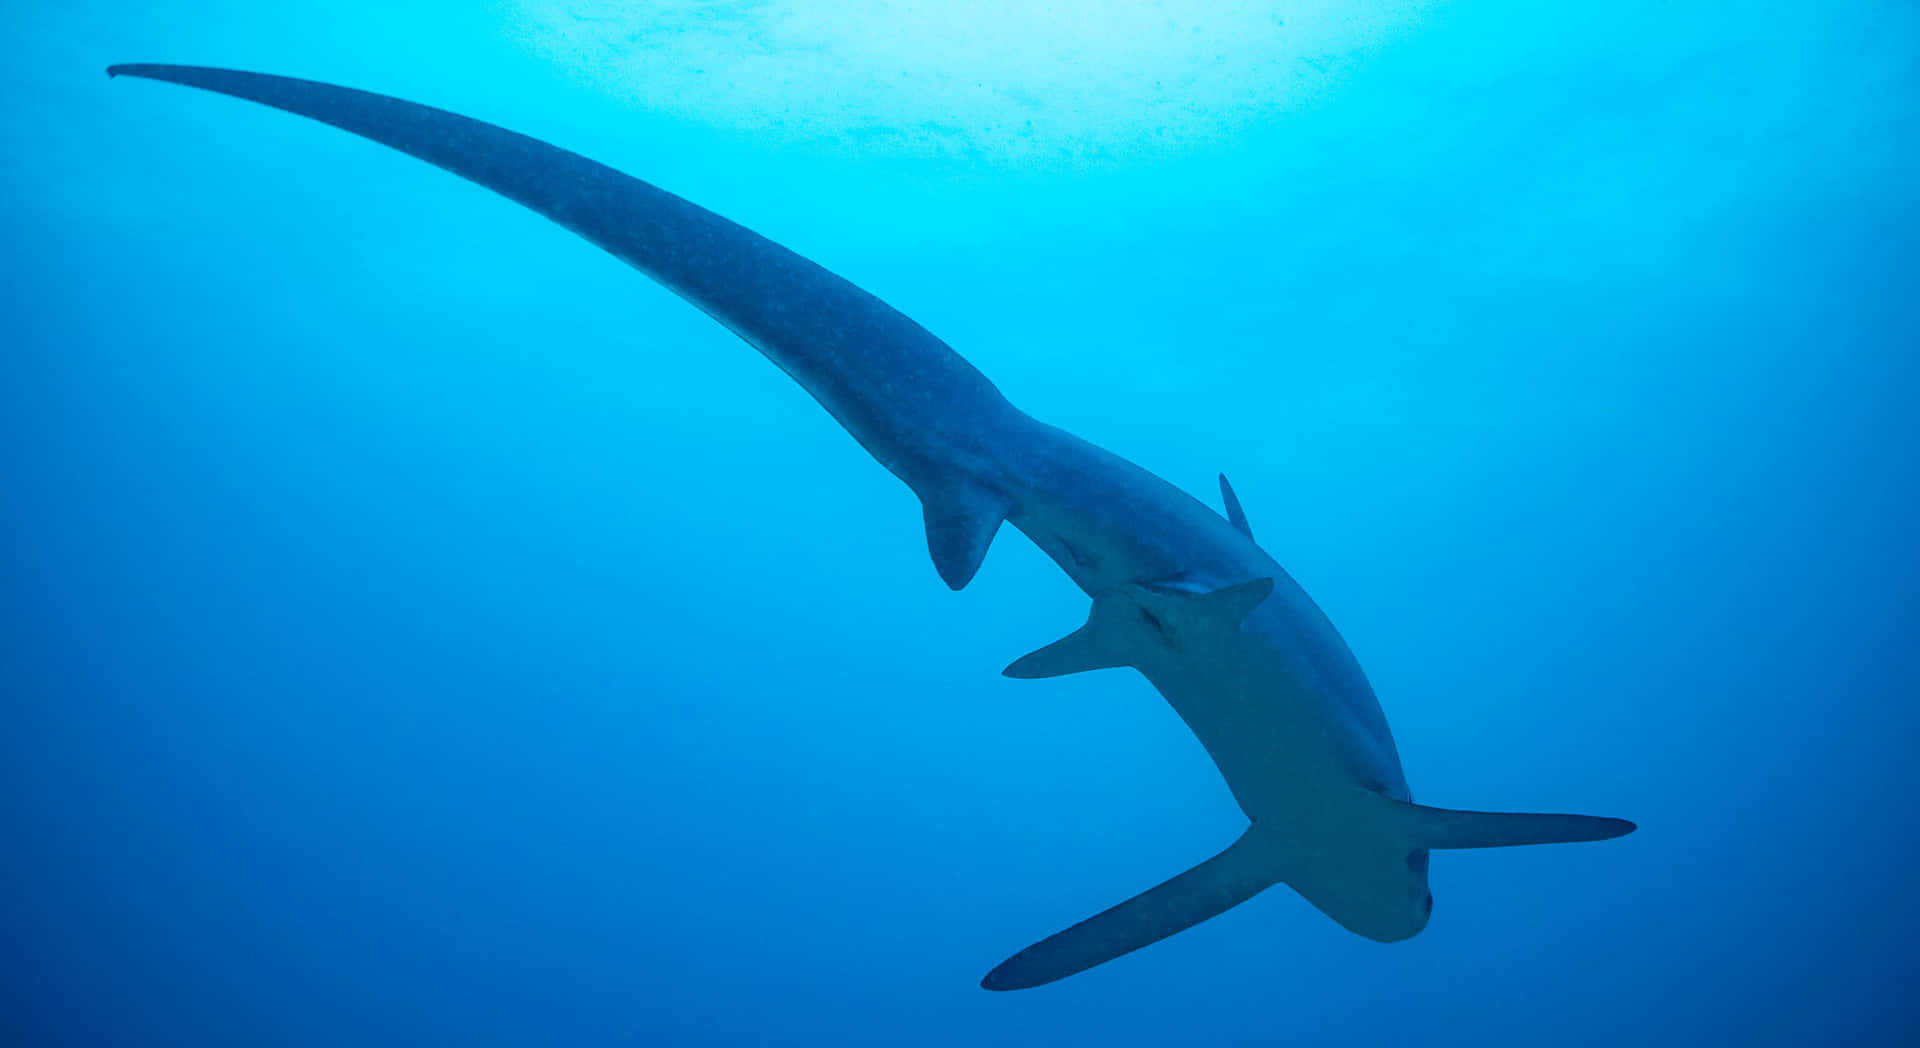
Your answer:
7,2 -> 1917,1044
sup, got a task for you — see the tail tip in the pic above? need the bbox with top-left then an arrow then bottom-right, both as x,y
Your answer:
106,63 -> 168,81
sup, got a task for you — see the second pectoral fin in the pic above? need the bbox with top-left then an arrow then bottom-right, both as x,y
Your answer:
981,827 -> 1279,990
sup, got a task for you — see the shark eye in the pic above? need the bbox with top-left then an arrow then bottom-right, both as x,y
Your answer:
1406,850 -> 1429,875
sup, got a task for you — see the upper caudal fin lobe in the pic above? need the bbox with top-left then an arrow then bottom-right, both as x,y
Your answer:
1391,799 -> 1637,850
108,63 -> 1021,589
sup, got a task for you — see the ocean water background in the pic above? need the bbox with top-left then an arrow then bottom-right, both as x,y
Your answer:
6,1 -> 1916,1044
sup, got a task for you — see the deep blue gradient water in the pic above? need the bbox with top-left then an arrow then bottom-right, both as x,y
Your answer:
6,2 -> 1917,1044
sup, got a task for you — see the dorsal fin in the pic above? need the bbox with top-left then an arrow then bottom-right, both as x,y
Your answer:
1009,579 -> 1274,672
1195,576 -> 1275,626
1132,576 -> 1275,633
1002,623 -> 1124,679
1217,473 -> 1253,540
1003,590 -> 1134,678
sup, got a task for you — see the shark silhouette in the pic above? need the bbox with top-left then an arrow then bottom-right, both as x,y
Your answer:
108,64 -> 1636,990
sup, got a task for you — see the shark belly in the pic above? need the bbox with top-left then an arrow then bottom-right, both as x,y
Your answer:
1137,608 -> 1411,818
990,421 -> 1411,815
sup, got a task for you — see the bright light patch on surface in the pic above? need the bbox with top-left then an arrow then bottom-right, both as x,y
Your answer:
510,0 -> 1439,165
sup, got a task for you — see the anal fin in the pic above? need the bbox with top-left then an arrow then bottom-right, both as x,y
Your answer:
982,827 -> 1278,991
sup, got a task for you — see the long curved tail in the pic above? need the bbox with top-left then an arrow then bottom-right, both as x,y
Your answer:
108,63 -> 1019,587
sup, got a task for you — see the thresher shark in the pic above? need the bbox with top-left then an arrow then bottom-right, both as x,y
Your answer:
110,64 -> 1634,990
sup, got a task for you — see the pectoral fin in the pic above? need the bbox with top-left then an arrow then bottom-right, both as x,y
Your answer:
982,827 -> 1278,990
1391,799 -> 1637,849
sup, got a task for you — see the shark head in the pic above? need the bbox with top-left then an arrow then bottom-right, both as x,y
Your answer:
1280,794 -> 1641,943
1280,833 -> 1435,943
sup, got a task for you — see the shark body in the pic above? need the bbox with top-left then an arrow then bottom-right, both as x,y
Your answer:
109,64 -> 1635,990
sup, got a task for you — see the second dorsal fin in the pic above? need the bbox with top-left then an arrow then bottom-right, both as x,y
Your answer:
1217,473 -> 1253,540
